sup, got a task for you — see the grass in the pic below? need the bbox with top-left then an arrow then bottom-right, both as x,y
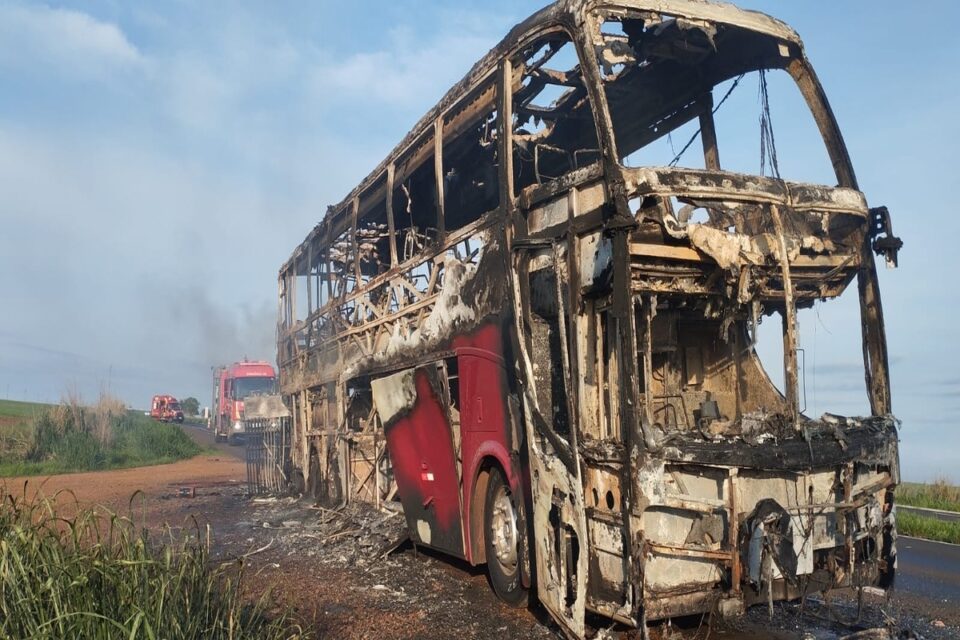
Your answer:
897,478 -> 960,513
0,399 -> 52,461
0,398 -> 52,420
895,477 -> 960,544
0,490 -> 307,639
0,395 -> 202,477
897,510 -> 960,545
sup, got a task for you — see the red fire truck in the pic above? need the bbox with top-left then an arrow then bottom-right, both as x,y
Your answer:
150,394 -> 184,423
210,361 -> 277,443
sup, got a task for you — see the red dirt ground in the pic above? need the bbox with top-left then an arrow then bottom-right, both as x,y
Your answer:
0,454 -> 245,526
1,450 -> 953,640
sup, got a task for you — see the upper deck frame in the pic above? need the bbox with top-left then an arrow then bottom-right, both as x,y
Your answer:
279,0 -> 801,276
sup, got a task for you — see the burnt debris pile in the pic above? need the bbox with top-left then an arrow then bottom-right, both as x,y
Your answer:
246,497 -> 408,568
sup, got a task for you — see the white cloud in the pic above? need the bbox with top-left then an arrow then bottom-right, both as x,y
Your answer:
156,28 -> 303,131
0,3 -> 141,76
0,3 -> 521,406
161,55 -> 235,130
308,20 -> 500,111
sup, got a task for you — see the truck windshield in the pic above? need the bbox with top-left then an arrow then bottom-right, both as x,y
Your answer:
234,376 -> 276,399
591,12 -> 835,184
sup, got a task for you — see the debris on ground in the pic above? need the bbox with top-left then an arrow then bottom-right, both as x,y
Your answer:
728,594 -> 957,640
200,493 -> 959,640
210,494 -> 557,640
244,498 -> 409,568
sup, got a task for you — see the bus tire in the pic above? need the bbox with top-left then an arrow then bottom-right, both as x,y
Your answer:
484,467 -> 527,607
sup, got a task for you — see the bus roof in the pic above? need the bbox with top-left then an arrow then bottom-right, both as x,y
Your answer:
281,0 -> 799,274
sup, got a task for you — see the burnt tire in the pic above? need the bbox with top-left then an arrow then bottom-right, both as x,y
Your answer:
484,468 -> 527,607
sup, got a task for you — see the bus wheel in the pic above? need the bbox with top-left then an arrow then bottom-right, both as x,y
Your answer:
484,468 -> 527,607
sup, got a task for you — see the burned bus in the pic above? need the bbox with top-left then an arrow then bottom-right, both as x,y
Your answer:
276,0 -> 902,635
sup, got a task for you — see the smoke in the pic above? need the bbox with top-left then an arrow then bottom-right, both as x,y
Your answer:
142,281 -> 276,369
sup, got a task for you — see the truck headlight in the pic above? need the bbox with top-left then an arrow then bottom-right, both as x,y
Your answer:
233,421 -> 242,431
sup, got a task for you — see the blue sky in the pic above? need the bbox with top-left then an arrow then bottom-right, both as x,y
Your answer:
0,1 -> 957,482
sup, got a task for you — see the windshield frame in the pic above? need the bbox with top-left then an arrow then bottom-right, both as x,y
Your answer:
580,5 -> 858,191
568,4 -> 892,421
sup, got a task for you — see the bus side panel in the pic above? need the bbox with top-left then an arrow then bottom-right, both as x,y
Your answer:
384,367 -> 465,557
456,323 -> 523,566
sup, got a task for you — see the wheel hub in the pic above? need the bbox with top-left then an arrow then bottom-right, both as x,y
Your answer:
490,485 -> 518,570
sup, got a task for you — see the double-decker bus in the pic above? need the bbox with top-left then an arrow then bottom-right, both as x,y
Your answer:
276,0 -> 902,635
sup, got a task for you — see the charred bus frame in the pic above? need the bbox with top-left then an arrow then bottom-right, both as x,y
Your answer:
277,1 -> 902,636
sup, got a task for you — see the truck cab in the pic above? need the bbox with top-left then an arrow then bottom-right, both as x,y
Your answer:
211,361 -> 277,443
150,394 -> 184,423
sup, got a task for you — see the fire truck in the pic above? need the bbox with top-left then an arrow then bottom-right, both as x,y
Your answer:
210,361 -> 277,443
150,394 -> 184,423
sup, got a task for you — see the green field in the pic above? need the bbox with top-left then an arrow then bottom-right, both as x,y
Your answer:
0,400 -> 51,462
0,397 -> 201,476
897,480 -> 960,513
0,399 -> 52,419
894,478 -> 960,544
897,510 -> 960,545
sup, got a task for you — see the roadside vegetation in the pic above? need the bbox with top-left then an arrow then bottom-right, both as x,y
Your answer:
0,490 -> 306,639
898,477 -> 960,512
894,477 -> 960,544
0,393 -> 201,476
180,395 -> 201,417
0,399 -> 49,461
897,510 -> 960,545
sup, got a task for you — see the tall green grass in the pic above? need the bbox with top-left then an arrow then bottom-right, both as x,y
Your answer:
898,478 -> 960,513
0,399 -> 50,461
0,394 -> 202,476
897,510 -> 960,545
0,490 -> 307,639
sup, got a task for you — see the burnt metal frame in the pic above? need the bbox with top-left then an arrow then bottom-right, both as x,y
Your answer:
275,2 -> 899,636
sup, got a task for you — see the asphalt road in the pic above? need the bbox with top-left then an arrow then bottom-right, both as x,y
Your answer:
896,535 -> 960,604
897,504 -> 960,524
181,420 -> 245,460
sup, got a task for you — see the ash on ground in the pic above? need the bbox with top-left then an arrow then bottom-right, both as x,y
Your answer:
197,492 -> 955,640
212,495 -> 557,639
238,497 -> 409,568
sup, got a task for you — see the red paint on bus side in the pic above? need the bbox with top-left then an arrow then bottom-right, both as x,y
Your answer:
383,323 -> 520,562
454,323 -> 521,565
385,368 -> 464,553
